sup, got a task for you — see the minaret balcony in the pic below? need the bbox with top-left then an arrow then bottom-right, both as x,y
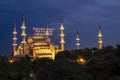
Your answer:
60,34 -> 65,37
98,34 -> 102,37
98,41 -> 103,43
21,41 -> 27,44
13,32 -> 17,34
13,38 -> 17,40
21,34 -> 26,36
60,41 -> 65,43
76,43 -> 80,45
21,26 -> 26,29
76,38 -> 80,40
13,44 -> 17,46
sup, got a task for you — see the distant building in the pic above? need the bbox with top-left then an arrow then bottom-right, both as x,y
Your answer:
12,17 -> 65,60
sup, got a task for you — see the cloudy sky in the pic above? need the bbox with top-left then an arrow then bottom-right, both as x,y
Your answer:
0,0 -> 120,54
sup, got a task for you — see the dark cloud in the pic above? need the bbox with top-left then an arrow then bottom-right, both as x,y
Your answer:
0,0 -> 120,54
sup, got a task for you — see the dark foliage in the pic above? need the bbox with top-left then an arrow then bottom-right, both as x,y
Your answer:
0,44 -> 120,80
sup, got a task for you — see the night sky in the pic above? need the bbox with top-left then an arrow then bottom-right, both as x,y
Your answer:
0,0 -> 120,54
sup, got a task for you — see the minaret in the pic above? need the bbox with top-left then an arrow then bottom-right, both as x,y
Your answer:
21,16 -> 27,55
21,16 -> 27,44
98,24 -> 103,49
76,30 -> 80,50
13,23 -> 17,56
60,19 -> 65,51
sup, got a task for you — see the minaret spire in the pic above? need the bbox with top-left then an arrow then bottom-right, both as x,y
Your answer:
22,16 -> 25,26
21,16 -> 27,44
60,19 -> 65,51
98,24 -> 103,49
13,23 -> 17,56
76,30 -> 80,50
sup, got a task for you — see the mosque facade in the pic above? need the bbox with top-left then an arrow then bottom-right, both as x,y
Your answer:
12,17 -> 65,60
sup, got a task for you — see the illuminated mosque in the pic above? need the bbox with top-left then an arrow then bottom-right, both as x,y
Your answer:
12,17 -> 65,60
12,17 -> 103,60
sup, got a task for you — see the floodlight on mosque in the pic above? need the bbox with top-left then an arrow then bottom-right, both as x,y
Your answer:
33,27 -> 55,36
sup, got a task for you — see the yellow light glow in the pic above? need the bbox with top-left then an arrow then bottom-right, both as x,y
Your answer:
77,58 -> 86,64
80,58 -> 84,62
9,59 -> 13,63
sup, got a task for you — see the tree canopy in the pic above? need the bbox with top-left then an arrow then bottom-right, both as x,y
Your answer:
0,44 -> 120,80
